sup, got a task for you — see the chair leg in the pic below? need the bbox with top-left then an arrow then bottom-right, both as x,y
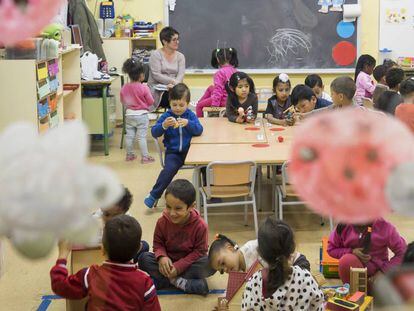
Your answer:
278,195 -> 283,220
252,196 -> 259,237
257,166 -> 262,211
267,165 -> 270,179
244,197 -> 248,226
203,201 -> 208,224
120,108 -> 126,149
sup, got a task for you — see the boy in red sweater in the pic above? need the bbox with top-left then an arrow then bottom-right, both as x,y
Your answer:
138,179 -> 215,295
50,215 -> 160,310
395,78 -> 414,133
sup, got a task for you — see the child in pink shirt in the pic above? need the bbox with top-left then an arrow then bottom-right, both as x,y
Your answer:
354,54 -> 376,105
195,48 -> 238,117
328,218 -> 406,285
121,58 -> 155,163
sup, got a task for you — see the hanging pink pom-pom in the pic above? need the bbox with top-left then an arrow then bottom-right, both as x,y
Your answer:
289,108 -> 414,223
0,0 -> 64,46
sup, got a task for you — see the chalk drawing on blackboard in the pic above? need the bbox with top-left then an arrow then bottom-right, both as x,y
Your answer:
267,28 -> 312,65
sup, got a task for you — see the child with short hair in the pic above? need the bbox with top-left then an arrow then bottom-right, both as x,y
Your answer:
50,215 -> 161,310
225,71 -> 258,123
196,48 -> 238,117
372,64 -> 389,105
291,84 -> 332,114
241,217 -> 323,311
355,54 -> 376,105
265,73 -> 295,126
386,67 -> 405,92
330,76 -> 356,108
208,233 -> 310,274
305,73 -> 333,102
121,58 -> 155,164
144,84 -> 203,208
139,179 -> 215,295
375,90 -> 403,115
328,219 -> 407,285
395,78 -> 414,133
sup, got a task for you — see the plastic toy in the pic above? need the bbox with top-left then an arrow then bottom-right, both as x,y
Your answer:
326,298 -> 359,311
348,292 -> 365,306
278,136 -> 284,143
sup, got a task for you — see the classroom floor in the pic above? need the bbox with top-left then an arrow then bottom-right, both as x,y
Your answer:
0,128 -> 413,310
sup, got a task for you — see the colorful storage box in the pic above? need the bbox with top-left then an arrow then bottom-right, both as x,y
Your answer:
47,59 -> 59,76
36,62 -> 48,81
37,78 -> 51,99
37,98 -> 49,119
321,237 -> 339,278
48,76 -> 59,92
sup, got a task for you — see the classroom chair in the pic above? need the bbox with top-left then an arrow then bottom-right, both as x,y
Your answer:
362,97 -> 374,109
199,161 -> 258,235
276,161 -> 333,230
202,106 -> 226,117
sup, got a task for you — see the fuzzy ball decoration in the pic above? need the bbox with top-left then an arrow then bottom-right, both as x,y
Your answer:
0,0 -> 64,46
0,121 -> 123,259
289,108 -> 414,223
386,162 -> 414,217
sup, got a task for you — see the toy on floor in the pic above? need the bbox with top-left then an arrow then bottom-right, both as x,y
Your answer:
289,108 -> 414,223
321,237 -> 339,278
350,267 -> 368,294
0,121 -> 123,259
0,0 -> 64,46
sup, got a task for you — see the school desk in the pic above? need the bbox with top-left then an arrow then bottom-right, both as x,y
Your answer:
192,118 -> 269,144
66,245 -> 105,311
81,76 -> 119,156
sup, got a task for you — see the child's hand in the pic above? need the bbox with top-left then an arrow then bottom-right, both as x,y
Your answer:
168,266 -> 178,279
167,83 -> 174,89
352,248 -> 371,264
158,256 -> 173,277
238,107 -> 245,116
58,240 -> 72,260
285,118 -> 295,126
177,117 -> 188,127
235,116 -> 245,124
163,117 -> 177,129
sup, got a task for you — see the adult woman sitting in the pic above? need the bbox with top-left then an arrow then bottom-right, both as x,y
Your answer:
147,26 -> 186,110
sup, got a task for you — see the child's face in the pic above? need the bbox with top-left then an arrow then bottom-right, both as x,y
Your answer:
274,82 -> 291,102
165,193 -> 193,225
312,85 -> 324,98
101,205 -> 125,223
211,246 -> 241,274
170,97 -> 189,116
296,96 -> 317,113
235,79 -> 250,101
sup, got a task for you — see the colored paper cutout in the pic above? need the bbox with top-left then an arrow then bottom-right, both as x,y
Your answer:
251,143 -> 270,148
337,21 -> 355,39
245,127 -> 260,131
270,127 -> 286,131
332,41 -> 357,66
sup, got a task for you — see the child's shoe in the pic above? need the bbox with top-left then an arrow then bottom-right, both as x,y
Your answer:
141,155 -> 155,164
144,194 -> 157,209
174,278 -> 209,296
126,154 -> 137,161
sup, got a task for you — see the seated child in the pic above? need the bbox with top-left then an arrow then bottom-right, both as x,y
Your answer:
225,71 -> 258,123
144,84 -> 203,208
375,90 -> 403,115
386,67 -> 405,93
305,73 -> 333,102
372,64 -> 389,105
328,218 -> 407,285
208,233 -> 310,274
291,84 -> 332,115
50,215 -> 161,310
242,217 -> 324,310
92,186 -> 149,259
403,242 -> 414,264
138,179 -> 215,295
265,73 -> 295,126
330,76 -> 356,108
395,78 -> 414,133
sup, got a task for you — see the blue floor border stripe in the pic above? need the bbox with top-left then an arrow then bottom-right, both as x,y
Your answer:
157,289 -> 225,296
36,299 -> 52,311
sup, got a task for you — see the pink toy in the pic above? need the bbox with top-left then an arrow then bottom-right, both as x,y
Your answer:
289,109 -> 414,223
0,0 -> 64,46
278,136 -> 284,143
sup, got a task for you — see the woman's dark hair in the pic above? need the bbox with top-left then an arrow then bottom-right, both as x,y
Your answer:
169,83 -> 191,103
336,224 -> 372,253
211,48 -> 239,68
165,179 -> 195,207
258,217 -> 295,298
273,74 -> 291,91
225,71 -> 255,108
208,234 -> 238,264
403,242 -> 414,264
159,26 -> 179,46
375,90 -> 403,114
400,78 -> 414,98
386,68 -> 405,90
304,74 -> 323,88
355,54 -> 376,81
122,58 -> 144,82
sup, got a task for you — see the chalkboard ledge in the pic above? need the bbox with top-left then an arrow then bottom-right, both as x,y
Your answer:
185,68 -> 355,75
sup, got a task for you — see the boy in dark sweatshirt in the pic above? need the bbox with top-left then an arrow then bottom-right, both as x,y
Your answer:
139,179 -> 215,295
144,83 -> 203,208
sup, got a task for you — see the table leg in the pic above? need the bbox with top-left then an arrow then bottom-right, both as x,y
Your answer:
102,86 -> 109,156
257,165 -> 262,211
272,164 -> 277,215
193,166 -> 201,210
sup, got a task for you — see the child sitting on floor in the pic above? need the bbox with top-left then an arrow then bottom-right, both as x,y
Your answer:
241,217 -> 324,310
372,64 -> 389,106
375,67 -> 405,115
50,215 -> 161,310
395,77 -> 414,133
139,179 -> 215,295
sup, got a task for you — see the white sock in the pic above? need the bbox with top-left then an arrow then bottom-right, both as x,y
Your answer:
172,277 -> 187,291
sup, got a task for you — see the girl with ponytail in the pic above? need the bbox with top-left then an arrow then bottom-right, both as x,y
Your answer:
241,217 -> 323,310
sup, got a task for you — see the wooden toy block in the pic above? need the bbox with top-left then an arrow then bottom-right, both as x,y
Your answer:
326,298 -> 360,311
350,267 -> 367,294
348,291 -> 365,306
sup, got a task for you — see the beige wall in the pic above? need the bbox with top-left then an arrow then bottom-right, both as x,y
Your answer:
88,0 -> 379,89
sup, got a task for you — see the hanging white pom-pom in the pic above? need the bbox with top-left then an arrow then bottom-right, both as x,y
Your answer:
386,162 -> 414,216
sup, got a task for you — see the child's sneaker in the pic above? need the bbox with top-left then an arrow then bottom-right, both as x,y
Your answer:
174,277 -> 209,296
144,194 -> 157,209
141,155 -> 155,164
126,154 -> 137,161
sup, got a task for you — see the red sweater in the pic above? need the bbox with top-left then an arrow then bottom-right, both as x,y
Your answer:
153,209 -> 208,275
50,259 -> 160,311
